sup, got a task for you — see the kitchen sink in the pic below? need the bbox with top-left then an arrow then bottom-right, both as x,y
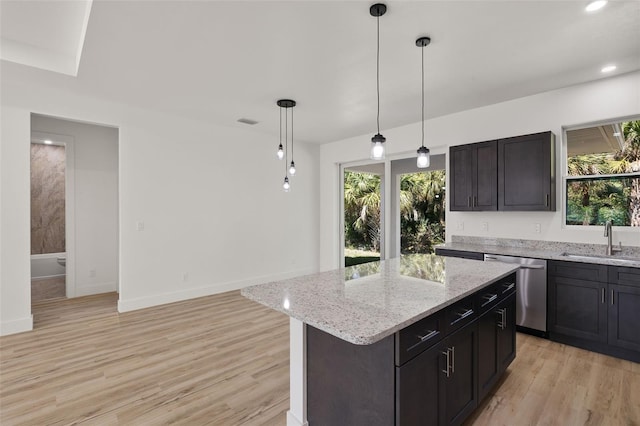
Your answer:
560,252 -> 639,264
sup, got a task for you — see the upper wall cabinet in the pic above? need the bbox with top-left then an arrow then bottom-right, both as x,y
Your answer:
449,131 -> 555,212
498,131 -> 555,211
450,141 -> 497,211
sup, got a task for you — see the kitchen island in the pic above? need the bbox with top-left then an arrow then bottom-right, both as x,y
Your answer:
242,254 -> 519,426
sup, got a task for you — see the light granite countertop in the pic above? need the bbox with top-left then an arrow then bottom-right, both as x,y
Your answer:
437,236 -> 640,268
241,254 -> 518,345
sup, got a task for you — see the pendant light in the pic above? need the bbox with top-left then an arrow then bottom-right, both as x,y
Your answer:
416,36 -> 431,169
370,3 -> 387,160
277,99 -> 296,192
276,107 -> 284,160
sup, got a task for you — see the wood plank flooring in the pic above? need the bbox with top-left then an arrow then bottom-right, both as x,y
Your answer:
1,291 -> 638,425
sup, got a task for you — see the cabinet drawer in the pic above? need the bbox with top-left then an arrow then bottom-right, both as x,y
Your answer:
476,274 -> 517,315
444,294 -> 477,335
548,260 -> 608,282
609,266 -> 640,287
395,311 -> 445,366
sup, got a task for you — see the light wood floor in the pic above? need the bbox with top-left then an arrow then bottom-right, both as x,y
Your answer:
1,291 -> 638,425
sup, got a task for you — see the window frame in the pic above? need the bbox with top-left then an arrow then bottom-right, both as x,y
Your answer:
562,116 -> 640,230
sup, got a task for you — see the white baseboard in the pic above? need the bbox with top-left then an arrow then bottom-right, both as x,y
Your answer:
286,411 -> 309,426
0,315 -> 33,336
74,281 -> 117,297
117,267 -> 316,313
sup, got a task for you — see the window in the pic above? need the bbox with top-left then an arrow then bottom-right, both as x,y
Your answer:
565,119 -> 640,227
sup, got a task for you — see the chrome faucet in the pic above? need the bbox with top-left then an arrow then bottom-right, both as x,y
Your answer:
604,220 -> 622,256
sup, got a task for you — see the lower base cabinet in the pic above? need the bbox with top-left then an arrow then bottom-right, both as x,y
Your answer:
396,321 -> 479,426
478,293 -> 516,401
308,274 -> 517,426
548,262 -> 640,362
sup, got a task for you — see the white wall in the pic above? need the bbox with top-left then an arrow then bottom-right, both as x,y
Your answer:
0,63 -> 320,335
320,72 -> 640,271
32,115 -> 119,297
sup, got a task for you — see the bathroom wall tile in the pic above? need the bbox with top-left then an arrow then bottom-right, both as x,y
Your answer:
31,144 -> 65,254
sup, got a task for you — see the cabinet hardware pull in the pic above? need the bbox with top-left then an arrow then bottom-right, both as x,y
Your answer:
481,294 -> 498,306
546,194 -> 550,207
496,308 -> 506,330
601,288 -> 605,304
519,264 -> 545,270
502,308 -> 506,330
611,289 -> 614,305
468,197 -> 472,207
485,256 -> 498,261
474,196 -> 478,207
503,283 -> 515,293
417,330 -> 439,342
451,346 -> 455,373
457,308 -> 474,319
441,348 -> 451,377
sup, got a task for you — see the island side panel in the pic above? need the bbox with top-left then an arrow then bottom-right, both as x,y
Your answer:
287,318 -> 309,426
307,325 -> 395,426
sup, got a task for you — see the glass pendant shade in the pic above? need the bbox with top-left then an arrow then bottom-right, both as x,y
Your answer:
283,176 -> 290,192
417,146 -> 430,168
289,161 -> 296,176
370,133 -> 386,160
277,144 -> 284,159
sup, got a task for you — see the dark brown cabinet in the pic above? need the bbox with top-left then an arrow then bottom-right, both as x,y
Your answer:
548,261 -> 640,362
477,292 -> 516,402
309,273 -> 518,426
434,248 -> 484,261
449,141 -> 497,211
449,131 -> 555,212
442,322 -> 478,425
498,131 -> 555,211
608,267 -> 640,353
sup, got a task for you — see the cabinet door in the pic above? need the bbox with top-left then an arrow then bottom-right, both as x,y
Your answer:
477,309 -> 499,402
443,322 -> 478,426
477,293 -> 516,402
496,293 -> 516,373
608,284 -> 640,352
548,275 -> 607,343
449,145 -> 474,211
395,341 -> 445,426
473,141 -> 498,211
498,131 -> 555,211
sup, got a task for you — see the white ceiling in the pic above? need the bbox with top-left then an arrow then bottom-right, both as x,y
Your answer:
1,1 -> 639,144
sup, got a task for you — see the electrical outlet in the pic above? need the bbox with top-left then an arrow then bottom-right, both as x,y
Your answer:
457,221 -> 464,231
182,272 -> 189,282
89,268 -> 96,278
534,223 -> 541,233
481,222 -> 488,232
136,221 -> 145,231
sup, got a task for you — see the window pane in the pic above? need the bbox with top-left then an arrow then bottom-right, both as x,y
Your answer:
566,176 -> 639,226
565,119 -> 640,227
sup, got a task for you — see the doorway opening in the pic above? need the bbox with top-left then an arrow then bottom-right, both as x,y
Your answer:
343,163 -> 385,267
30,114 -> 119,317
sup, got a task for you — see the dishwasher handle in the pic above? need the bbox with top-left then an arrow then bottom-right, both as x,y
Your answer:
484,255 -> 545,269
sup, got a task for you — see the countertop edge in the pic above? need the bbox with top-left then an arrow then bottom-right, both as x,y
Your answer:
241,266 -> 519,345
436,243 -> 640,268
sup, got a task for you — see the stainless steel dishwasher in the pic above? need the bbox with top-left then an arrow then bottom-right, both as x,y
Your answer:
484,254 -> 547,336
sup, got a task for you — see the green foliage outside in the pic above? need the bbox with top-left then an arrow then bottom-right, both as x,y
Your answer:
344,169 -> 446,265
567,120 -> 640,226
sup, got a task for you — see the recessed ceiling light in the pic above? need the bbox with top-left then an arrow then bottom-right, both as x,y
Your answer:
44,140 -> 53,145
601,64 -> 617,73
585,1 -> 607,12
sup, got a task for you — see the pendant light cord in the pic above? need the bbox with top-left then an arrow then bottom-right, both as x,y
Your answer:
376,15 -> 381,135
285,106 -> 288,174
421,44 -> 425,148
291,107 -> 294,161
